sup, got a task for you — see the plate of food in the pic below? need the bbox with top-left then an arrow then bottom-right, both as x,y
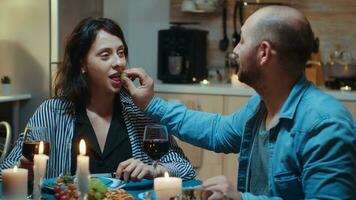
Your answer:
42,175 -> 121,192
52,184 -> 134,200
43,175 -> 134,199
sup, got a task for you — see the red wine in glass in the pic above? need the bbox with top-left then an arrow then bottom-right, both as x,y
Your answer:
143,139 -> 169,160
22,141 -> 50,161
22,126 -> 50,162
143,124 -> 169,177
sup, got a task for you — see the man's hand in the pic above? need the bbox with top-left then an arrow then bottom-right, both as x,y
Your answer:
115,158 -> 165,181
202,175 -> 242,200
122,68 -> 154,110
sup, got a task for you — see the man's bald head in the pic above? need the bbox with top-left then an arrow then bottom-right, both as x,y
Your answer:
246,6 -> 317,73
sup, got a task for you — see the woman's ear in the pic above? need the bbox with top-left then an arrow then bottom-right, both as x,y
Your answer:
259,41 -> 272,66
80,60 -> 87,74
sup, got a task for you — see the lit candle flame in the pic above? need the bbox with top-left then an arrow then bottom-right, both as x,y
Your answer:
164,172 -> 169,179
39,141 -> 44,154
79,139 -> 86,155
14,165 -> 18,172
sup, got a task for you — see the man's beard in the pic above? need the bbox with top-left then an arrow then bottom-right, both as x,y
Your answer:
237,63 -> 262,87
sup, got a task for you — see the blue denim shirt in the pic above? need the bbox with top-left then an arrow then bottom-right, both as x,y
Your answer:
145,76 -> 356,199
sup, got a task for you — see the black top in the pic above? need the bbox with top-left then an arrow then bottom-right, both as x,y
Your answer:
71,95 -> 132,174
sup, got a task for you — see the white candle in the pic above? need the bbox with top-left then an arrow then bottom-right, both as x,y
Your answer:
154,172 -> 182,199
2,166 -> 28,199
33,141 -> 49,199
76,139 -> 90,198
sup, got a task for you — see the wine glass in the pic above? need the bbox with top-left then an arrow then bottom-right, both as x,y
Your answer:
21,126 -> 50,198
22,126 -> 50,161
143,124 -> 169,178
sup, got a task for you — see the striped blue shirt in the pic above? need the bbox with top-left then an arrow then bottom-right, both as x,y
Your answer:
0,90 -> 196,180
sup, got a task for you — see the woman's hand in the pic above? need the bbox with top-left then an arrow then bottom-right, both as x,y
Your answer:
115,158 -> 166,181
201,175 -> 242,200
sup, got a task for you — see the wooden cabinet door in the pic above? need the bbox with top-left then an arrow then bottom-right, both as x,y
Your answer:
58,0 -> 103,58
156,92 -> 225,180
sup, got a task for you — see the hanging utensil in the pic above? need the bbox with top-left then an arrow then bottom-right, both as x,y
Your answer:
238,1 -> 244,27
231,0 -> 240,47
219,0 -> 229,52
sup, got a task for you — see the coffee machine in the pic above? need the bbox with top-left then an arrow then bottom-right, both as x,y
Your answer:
157,24 -> 208,83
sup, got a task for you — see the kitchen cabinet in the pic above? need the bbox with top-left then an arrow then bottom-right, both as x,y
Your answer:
156,92 -> 226,181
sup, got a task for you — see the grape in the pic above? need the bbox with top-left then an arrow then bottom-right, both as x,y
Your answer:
88,178 -> 108,200
94,192 -> 102,199
54,177 -> 110,200
55,193 -> 61,199
121,72 -> 127,79
53,184 -> 79,200
54,186 -> 62,193
61,195 -> 69,200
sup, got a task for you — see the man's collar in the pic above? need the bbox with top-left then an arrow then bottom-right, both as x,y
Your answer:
278,75 -> 310,120
253,75 -> 311,121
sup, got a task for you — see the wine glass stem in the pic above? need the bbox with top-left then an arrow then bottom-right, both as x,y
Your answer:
153,160 -> 158,178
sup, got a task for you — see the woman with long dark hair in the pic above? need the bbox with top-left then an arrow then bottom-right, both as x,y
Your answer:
0,17 -> 196,181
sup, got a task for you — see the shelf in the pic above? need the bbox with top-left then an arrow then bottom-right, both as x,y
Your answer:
0,94 -> 32,103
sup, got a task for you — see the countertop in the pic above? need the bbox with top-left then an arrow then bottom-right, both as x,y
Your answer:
155,83 -> 356,101
0,94 -> 32,103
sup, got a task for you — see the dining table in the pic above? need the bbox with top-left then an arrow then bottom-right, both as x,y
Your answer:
0,178 -> 202,199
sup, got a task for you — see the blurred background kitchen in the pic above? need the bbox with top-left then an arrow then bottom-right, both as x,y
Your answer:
1,0 -> 356,185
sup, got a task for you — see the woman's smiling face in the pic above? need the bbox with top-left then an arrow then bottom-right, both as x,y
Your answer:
84,29 -> 127,94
